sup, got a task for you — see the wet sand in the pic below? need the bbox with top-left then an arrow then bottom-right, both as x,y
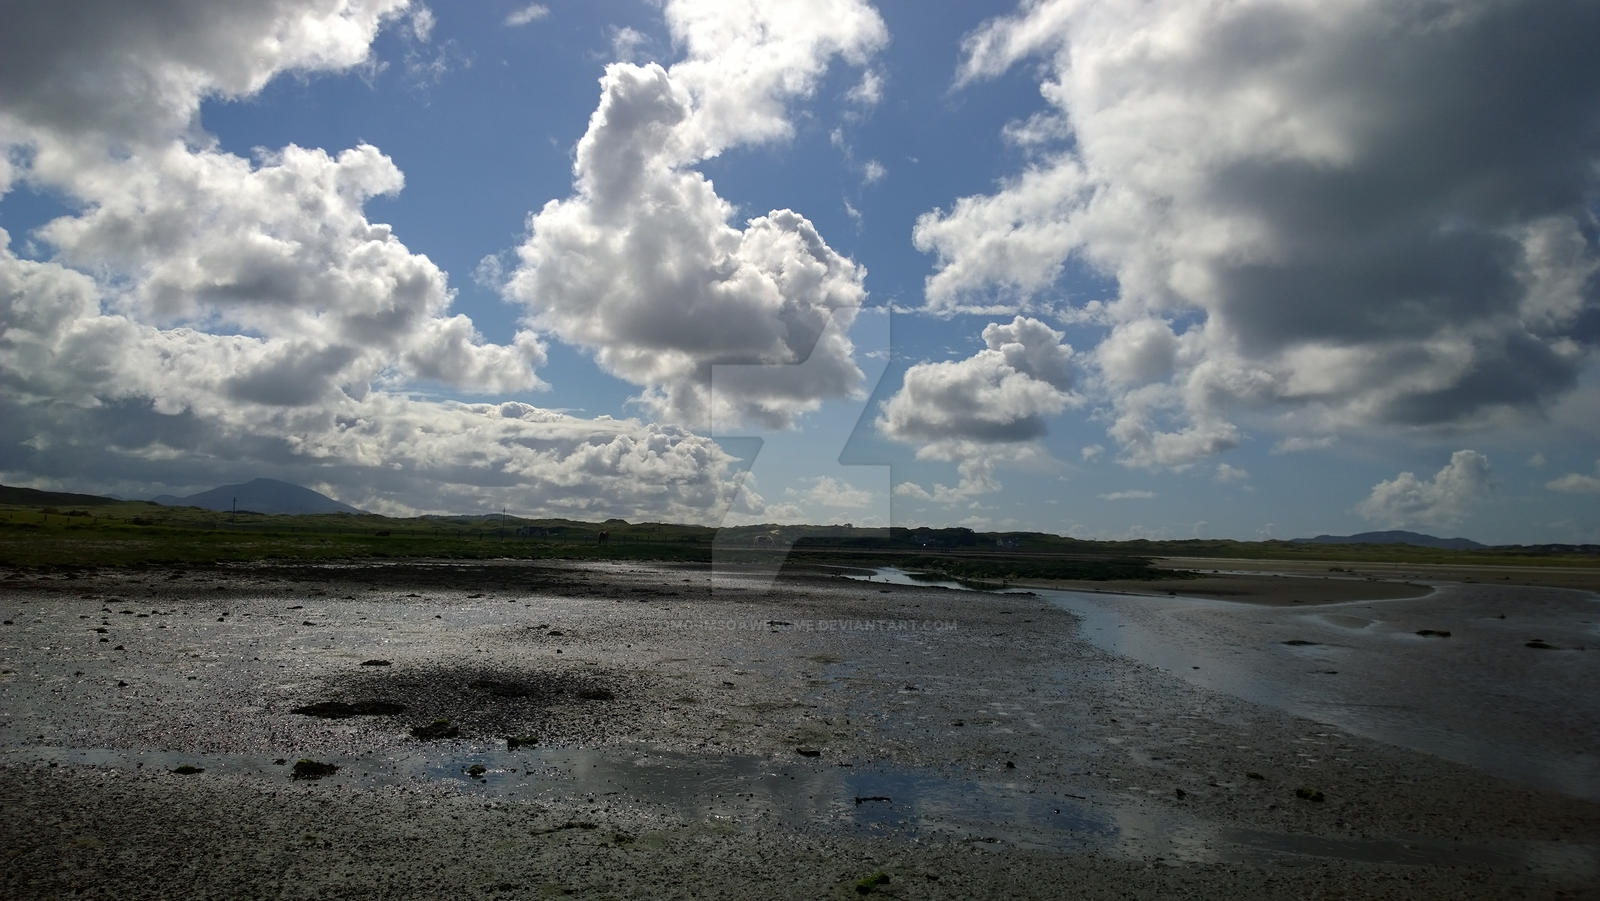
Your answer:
2,560 -> 1597,898
1022,555 -> 1600,605
1019,572 -> 1434,605
1039,581 -> 1600,800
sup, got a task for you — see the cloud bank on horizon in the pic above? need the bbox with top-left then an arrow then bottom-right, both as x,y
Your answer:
1,0 -> 1597,542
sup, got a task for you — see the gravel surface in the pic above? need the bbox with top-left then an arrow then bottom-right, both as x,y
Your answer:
1,560 -> 1596,899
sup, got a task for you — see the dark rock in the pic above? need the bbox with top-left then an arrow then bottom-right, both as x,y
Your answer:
506,735 -> 538,750
291,759 -> 338,780
466,764 -> 487,777
1281,639 -> 1318,646
853,796 -> 891,805
1416,629 -> 1452,637
171,765 -> 204,775
1245,772 -> 1265,780
1526,639 -> 1556,649
359,659 -> 392,667
1295,787 -> 1326,802
410,719 -> 459,740
796,746 -> 821,757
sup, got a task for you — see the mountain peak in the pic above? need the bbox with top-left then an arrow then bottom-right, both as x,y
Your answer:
152,479 -> 362,515
1292,530 -> 1484,550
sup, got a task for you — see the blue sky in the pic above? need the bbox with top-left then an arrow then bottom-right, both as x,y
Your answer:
3,0 -> 1599,544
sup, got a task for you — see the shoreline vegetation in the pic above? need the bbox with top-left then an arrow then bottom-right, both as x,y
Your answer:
3,496 -> 1596,601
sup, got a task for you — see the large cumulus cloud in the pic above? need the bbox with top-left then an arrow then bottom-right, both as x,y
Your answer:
0,0 -> 753,518
0,231 -> 751,519
502,0 -> 885,429
0,0 -> 405,146
1356,449 -> 1491,529
879,316 -> 1076,499
919,0 -> 1600,466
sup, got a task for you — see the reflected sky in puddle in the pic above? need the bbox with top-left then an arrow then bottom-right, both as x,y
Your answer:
13,742 -> 1591,877
420,746 -> 1112,850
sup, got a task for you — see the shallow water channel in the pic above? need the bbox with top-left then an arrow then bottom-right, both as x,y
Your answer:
848,566 -> 1600,801
1042,582 -> 1599,801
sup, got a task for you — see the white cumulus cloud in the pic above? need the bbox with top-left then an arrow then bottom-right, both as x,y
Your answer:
503,0 -> 887,429
791,476 -> 873,509
924,0 -> 1600,466
0,0 -> 762,520
879,316 -> 1075,498
1357,450 -> 1492,529
1546,461 -> 1600,495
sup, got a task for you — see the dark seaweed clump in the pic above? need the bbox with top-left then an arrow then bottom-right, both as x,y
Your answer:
292,700 -> 406,718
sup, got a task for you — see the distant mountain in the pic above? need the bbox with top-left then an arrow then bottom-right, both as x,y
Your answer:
152,478 -> 362,515
0,484 -> 119,506
1292,530 -> 1485,550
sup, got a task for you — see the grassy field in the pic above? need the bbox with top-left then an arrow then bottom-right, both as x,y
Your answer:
1,499 -> 1595,581
0,502 -> 695,567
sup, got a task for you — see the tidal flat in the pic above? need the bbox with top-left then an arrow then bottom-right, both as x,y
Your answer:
1,560 -> 1596,899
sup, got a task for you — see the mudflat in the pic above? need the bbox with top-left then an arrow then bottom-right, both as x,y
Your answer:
1,560 -> 1596,899
1019,572 -> 1434,605
1026,555 -> 1600,605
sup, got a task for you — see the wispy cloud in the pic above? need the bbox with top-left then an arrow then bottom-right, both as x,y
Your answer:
1099,490 -> 1155,501
504,4 -> 549,27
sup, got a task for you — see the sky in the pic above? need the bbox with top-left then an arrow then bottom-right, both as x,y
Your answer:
2,0 -> 1599,544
